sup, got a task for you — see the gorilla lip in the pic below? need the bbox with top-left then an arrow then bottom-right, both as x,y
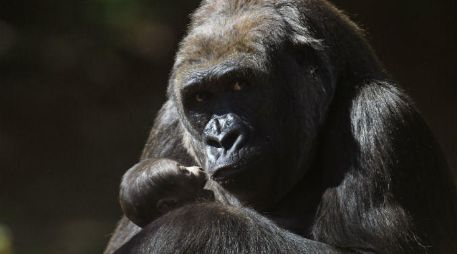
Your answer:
209,163 -> 244,181
208,147 -> 265,181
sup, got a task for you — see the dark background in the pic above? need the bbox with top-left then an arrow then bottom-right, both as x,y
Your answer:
0,0 -> 455,253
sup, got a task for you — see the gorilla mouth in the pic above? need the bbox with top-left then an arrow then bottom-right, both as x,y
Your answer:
207,147 -> 266,182
210,163 -> 245,180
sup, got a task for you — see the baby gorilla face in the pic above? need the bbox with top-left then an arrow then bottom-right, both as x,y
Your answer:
120,159 -> 214,227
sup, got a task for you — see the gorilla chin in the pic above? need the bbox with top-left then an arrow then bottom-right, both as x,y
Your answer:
206,144 -> 281,206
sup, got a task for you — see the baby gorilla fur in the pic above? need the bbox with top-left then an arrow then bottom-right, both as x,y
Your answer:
120,159 -> 214,227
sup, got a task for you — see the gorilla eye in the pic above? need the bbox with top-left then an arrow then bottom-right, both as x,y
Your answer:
231,81 -> 246,92
232,82 -> 242,91
195,91 -> 211,103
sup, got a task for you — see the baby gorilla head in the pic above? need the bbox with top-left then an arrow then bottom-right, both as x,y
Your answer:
120,159 -> 213,227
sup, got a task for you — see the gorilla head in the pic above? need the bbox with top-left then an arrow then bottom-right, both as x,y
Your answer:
168,1 -> 334,208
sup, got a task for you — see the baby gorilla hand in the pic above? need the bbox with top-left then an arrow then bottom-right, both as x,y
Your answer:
119,159 -> 213,227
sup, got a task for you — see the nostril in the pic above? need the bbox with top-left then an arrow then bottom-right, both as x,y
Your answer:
204,131 -> 241,150
221,131 -> 239,150
206,138 -> 222,148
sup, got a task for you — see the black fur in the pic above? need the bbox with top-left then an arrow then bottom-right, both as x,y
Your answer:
104,0 -> 457,253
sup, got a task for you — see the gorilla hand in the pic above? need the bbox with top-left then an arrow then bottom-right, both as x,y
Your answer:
119,159 -> 213,227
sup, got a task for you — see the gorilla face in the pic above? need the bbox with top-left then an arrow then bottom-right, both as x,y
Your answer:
174,62 -> 285,206
169,4 -> 332,208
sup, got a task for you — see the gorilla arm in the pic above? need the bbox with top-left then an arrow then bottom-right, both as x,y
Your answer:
312,81 -> 457,254
114,203 -> 348,254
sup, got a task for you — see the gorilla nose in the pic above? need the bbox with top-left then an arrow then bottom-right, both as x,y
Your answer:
205,128 -> 245,151
203,114 -> 248,153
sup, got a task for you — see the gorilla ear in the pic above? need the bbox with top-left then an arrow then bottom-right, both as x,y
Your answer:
157,198 -> 179,214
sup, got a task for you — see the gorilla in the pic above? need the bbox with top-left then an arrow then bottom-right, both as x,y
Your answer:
105,0 -> 457,253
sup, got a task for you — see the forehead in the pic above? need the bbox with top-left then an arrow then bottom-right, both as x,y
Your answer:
173,6 -> 284,83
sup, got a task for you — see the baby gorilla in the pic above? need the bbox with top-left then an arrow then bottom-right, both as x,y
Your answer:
119,159 -> 214,227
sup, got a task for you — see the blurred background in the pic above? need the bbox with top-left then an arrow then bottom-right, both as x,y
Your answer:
0,0 -> 455,253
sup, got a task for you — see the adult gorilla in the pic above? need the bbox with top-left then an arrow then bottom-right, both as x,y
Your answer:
105,0 -> 457,253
